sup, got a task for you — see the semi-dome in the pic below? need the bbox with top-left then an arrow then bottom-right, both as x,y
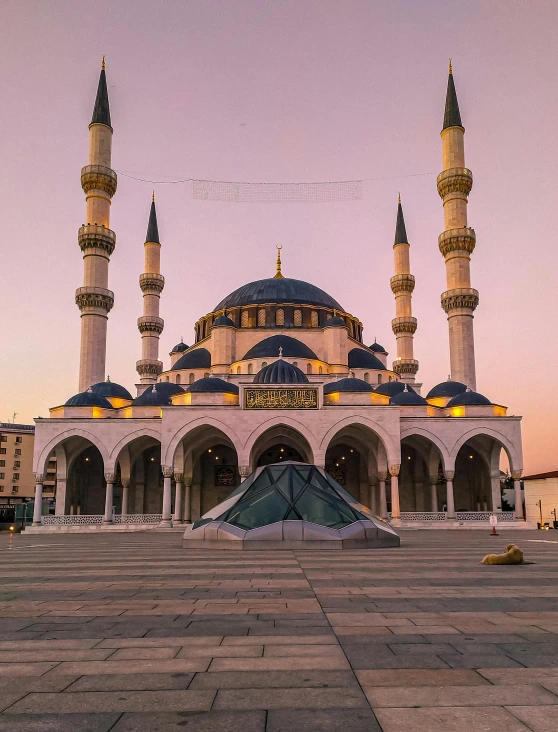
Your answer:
214,277 -> 343,311
253,360 -> 309,384
324,377 -> 374,394
65,390 -> 112,408
446,388 -> 492,407
426,379 -> 467,399
187,377 -> 239,395
324,316 -> 346,327
390,388 -> 428,406
348,348 -> 386,370
171,340 -> 188,353
369,341 -> 387,354
171,347 -> 211,371
213,315 -> 235,327
242,335 -> 317,361
375,381 -> 415,397
132,382 -> 185,406
90,379 -> 132,401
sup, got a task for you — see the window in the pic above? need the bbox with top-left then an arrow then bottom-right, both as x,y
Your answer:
318,366 -> 323,375
293,362 -> 298,368
364,372 -> 369,383
275,308 -> 284,326
310,310 -> 318,328
257,308 -> 266,326
13,473 -> 19,481
262,362 -> 267,368
0,449 -> 5,455
241,310 -> 249,328
0,486 -> 3,492
15,449 -> 21,456
388,376 -> 392,382
176,374 -> 181,385
13,461 -> 20,469
0,461 -> 4,467
15,437 -> 22,444
293,309 -> 302,326
0,473 -> 4,479
189,373 -> 195,384
236,366 -> 241,375
248,363 -> 253,375
12,486 -> 18,493
307,363 -> 312,375
204,372 -> 210,378
378,374 -> 382,384
166,375 -> 170,382
0,436 -> 6,442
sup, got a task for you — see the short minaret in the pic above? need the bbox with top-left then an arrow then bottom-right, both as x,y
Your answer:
390,195 -> 418,383
437,61 -> 478,389
76,58 -> 117,392
136,194 -> 165,384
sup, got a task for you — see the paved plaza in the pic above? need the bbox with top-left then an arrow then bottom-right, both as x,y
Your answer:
0,530 -> 556,731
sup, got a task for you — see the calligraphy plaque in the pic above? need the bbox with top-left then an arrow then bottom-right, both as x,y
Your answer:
244,388 -> 318,410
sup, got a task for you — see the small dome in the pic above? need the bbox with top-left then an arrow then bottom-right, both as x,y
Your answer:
213,315 -> 235,327
132,382 -> 185,406
172,347 -> 211,371
324,377 -> 374,394
171,340 -> 188,353
65,390 -> 112,408
369,341 -> 387,354
324,316 -> 346,327
447,388 -> 492,407
243,335 -> 317,361
390,387 -> 428,406
90,379 -> 132,401
374,381 -> 414,397
426,379 -> 467,399
253,360 -> 309,384
348,348 -> 386,370
187,377 -> 239,395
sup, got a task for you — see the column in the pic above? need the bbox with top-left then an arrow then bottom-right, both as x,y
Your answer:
54,476 -> 67,517
512,470 -> 523,520
389,465 -> 401,519
121,481 -> 129,516
430,478 -> 438,512
103,473 -> 114,523
369,483 -> 377,515
161,467 -> 173,527
378,471 -> 388,519
183,477 -> 192,523
174,473 -> 184,525
33,474 -> 44,526
239,466 -> 251,482
490,472 -> 502,512
444,470 -> 455,519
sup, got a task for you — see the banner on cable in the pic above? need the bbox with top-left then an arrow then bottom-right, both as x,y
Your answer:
192,179 -> 362,203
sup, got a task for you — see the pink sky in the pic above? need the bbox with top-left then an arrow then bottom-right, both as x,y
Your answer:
1,0 -> 557,474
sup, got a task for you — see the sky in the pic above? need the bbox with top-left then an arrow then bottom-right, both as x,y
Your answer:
1,0 -> 557,474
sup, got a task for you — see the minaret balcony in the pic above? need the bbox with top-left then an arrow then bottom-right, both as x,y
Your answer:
75,286 -> 114,313
137,316 -> 164,335
393,358 -> 419,376
81,164 -> 118,197
436,167 -> 473,199
136,359 -> 163,377
78,224 -> 116,256
438,227 -> 476,257
139,273 -> 165,295
391,316 -> 417,335
390,274 -> 415,295
441,288 -> 479,314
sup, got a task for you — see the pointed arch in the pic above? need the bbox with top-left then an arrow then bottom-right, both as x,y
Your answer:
319,415 -> 399,466
164,416 -> 243,467
35,428 -> 110,475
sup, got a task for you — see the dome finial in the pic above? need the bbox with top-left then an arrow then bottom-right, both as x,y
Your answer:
106,375 -> 111,382
101,55 -> 106,71
448,58 -> 452,74
404,384 -> 408,392
152,190 -> 155,203
279,346 -> 283,358
398,192 -> 401,204
274,244 -> 284,279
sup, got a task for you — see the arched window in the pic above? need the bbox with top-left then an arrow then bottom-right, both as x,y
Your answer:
378,374 -> 382,384
241,310 -> 249,328
350,371 -> 355,378
293,361 -> 298,368
262,362 -> 267,368
236,366 -> 241,375
257,308 -> 266,326
364,372 -> 369,383
275,308 -> 284,326
189,373 -> 195,384
307,363 -> 312,375
166,375 -> 170,382
388,375 -> 392,382
318,365 -> 323,375
310,310 -> 318,328
248,363 -> 253,375
176,374 -> 181,384
204,372 -> 210,378
293,309 -> 302,326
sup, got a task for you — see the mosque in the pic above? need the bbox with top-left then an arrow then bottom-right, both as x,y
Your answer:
30,61 -> 525,529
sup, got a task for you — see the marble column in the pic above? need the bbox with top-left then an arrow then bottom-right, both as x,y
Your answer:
239,466 -> 251,482
183,477 -> 192,523
121,481 -> 129,516
444,470 -> 455,519
389,465 -> 401,519
369,484 -> 377,515
378,471 -> 388,519
430,479 -> 438,512
33,473 -> 44,526
174,473 -> 184,525
490,472 -> 502,512
103,473 -> 115,523
54,476 -> 67,517
512,471 -> 523,520
161,467 -> 173,527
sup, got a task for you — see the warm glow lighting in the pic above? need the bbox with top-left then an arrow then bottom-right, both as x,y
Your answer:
336,462 -> 339,467
151,457 -> 155,462
9,526 -> 14,532
450,406 -> 465,418
469,455 -> 474,459
85,457 -> 89,462
208,449 -> 212,453
350,449 -> 354,453
280,448 -> 284,452
407,456 -> 411,460
215,456 -> 219,460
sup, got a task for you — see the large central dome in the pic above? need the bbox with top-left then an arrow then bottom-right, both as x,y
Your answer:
214,277 -> 343,311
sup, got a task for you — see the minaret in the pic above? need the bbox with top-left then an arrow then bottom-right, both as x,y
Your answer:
76,58 -> 117,392
136,194 -> 165,385
437,60 -> 478,389
391,195 -> 418,382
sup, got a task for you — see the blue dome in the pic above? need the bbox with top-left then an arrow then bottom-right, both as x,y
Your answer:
132,382 -> 185,406
324,377 -> 374,394
447,389 -> 492,407
369,342 -> 387,354
390,389 -> 428,406
90,380 -> 132,401
426,380 -> 467,399
171,348 -> 211,371
243,335 -> 317,361
253,360 -> 309,384
65,390 -> 112,408
187,377 -> 239,395
213,315 -> 235,327
214,277 -> 343,311
171,341 -> 188,353
348,348 -> 386,370
375,381 -> 414,397
324,316 -> 346,327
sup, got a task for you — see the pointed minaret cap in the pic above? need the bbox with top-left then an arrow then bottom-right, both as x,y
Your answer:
443,58 -> 463,130
274,244 -> 284,279
394,195 -> 408,245
91,58 -> 112,128
145,197 -> 160,244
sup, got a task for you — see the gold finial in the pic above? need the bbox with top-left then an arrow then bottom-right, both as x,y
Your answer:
274,244 -> 284,279
152,190 -> 155,203
448,58 -> 452,74
102,56 -> 106,71
398,192 -> 401,204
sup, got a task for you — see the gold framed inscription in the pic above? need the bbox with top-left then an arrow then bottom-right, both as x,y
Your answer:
244,388 -> 318,410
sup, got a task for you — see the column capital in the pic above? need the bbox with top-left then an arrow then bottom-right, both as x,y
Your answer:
239,466 -> 251,479
388,464 -> 400,477
377,471 -> 388,482
511,470 -> 522,481
104,473 -> 115,484
183,476 -> 193,487
161,466 -> 174,479
34,473 -> 45,483
429,475 -> 438,486
174,472 -> 184,483
443,470 -> 455,482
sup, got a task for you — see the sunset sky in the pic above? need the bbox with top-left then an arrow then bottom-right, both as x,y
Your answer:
1,0 -> 557,474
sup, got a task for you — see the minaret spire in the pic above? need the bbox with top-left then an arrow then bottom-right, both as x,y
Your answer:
274,244 -> 284,279
390,196 -> 418,383
76,62 -> 117,391
438,61 -> 478,389
136,198 -> 165,386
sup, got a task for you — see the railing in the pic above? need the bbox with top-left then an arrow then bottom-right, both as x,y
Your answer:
387,511 -> 517,522
42,514 -> 163,526
390,512 -> 447,521
114,514 -> 162,524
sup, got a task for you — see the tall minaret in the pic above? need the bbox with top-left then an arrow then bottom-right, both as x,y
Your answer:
391,195 -> 418,383
76,58 -> 117,392
437,61 -> 478,389
136,194 -> 165,385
